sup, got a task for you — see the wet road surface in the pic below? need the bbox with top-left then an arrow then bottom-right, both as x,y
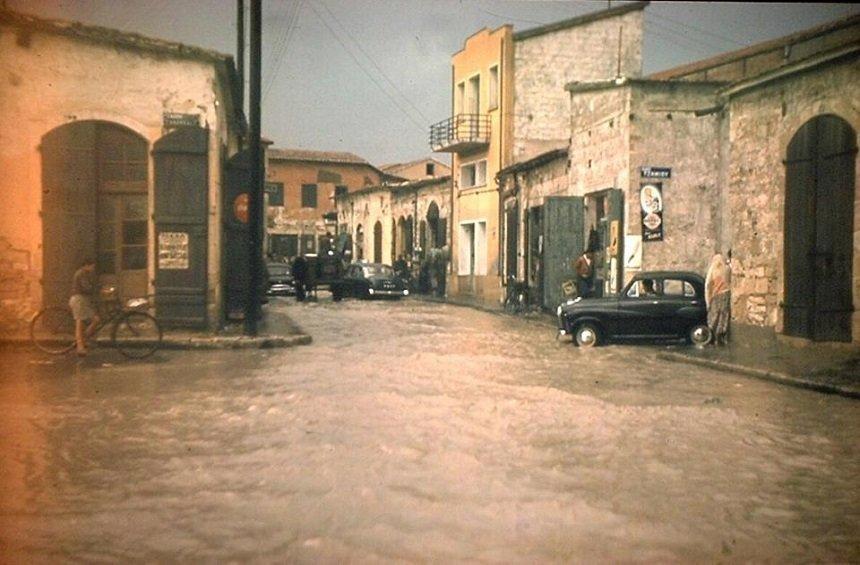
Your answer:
1,297 -> 858,562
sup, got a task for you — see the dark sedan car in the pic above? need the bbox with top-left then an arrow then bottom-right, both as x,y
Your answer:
266,262 -> 296,296
557,271 -> 711,347
331,263 -> 409,300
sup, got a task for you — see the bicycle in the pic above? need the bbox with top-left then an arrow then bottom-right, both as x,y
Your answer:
504,276 -> 530,314
30,287 -> 163,359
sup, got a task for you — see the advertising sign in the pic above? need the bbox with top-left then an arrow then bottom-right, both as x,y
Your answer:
640,166 -> 671,179
158,231 -> 189,270
640,183 -> 664,242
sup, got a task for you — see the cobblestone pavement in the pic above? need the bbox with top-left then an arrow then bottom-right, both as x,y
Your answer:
1,297 -> 857,562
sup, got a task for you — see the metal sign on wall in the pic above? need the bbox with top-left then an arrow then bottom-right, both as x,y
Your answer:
158,231 -> 189,269
640,183 -> 664,242
640,166 -> 671,179
163,112 -> 201,129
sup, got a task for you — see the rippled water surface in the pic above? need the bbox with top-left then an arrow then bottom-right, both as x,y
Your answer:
1,298 -> 858,562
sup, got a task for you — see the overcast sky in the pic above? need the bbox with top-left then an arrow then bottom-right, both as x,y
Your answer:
8,1 -> 859,166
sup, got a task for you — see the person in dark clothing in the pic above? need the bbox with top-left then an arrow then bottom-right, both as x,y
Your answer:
573,251 -> 595,298
291,255 -> 308,302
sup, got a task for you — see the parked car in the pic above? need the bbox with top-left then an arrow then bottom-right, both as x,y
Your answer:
266,261 -> 296,296
557,271 -> 711,347
331,263 -> 409,300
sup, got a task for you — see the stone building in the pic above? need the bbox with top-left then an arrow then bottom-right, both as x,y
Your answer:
380,157 -> 450,182
500,10 -> 860,345
429,1 -> 647,308
0,8 -> 245,332
336,176 -> 451,269
264,149 -> 400,259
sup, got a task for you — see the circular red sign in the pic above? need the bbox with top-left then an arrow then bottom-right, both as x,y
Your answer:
233,193 -> 249,223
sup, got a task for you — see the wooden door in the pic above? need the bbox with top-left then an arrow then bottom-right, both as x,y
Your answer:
541,196 -> 584,310
153,126 -> 209,328
784,115 -> 856,341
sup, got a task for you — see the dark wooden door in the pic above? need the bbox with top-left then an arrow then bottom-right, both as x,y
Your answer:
40,123 -> 97,308
153,126 -> 209,328
541,196 -> 584,310
784,115 -> 856,341
373,221 -> 383,263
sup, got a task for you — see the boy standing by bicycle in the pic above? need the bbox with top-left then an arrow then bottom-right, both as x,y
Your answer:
69,258 -> 100,356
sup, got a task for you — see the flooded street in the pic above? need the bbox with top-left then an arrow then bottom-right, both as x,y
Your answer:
1,297 -> 858,562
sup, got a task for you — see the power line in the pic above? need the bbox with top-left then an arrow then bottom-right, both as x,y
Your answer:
653,10 -> 747,49
318,1 -> 430,124
306,2 -> 427,134
645,14 -> 734,55
263,0 -> 303,102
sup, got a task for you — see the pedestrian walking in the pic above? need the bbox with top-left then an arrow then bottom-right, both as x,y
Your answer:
69,258 -> 100,356
573,251 -> 595,298
291,255 -> 308,302
705,252 -> 732,345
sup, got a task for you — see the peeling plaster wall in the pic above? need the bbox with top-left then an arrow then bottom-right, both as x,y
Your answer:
0,22 -> 236,332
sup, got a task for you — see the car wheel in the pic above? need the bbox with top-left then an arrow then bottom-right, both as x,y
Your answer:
574,322 -> 600,347
332,287 -> 343,302
688,323 -> 711,346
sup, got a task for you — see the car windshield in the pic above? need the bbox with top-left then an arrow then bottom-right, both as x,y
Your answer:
362,265 -> 394,278
268,264 -> 290,276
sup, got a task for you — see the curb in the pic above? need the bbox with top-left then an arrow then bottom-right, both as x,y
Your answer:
0,333 -> 313,351
657,351 -> 860,399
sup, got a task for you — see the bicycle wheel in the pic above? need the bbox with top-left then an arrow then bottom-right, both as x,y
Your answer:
30,307 -> 76,354
112,311 -> 162,359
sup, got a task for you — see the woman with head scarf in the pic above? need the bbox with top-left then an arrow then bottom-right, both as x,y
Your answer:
705,252 -> 731,345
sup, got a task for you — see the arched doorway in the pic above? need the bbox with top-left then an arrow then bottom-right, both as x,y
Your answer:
41,121 -> 148,307
373,220 -> 383,263
426,201 -> 441,249
355,225 -> 364,261
784,114 -> 857,341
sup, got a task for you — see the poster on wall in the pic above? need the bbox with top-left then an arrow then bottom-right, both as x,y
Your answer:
640,183 -> 664,242
158,231 -> 189,270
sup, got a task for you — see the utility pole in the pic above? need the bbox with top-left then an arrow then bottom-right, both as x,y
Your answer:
236,0 -> 244,113
244,0 -> 263,336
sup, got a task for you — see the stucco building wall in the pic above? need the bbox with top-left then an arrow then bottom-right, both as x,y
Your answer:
0,15 -> 241,332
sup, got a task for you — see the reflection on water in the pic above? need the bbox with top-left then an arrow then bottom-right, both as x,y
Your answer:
0,299 -> 858,562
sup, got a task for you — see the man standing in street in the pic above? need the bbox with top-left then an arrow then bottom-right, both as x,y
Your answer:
574,251 -> 595,298
291,254 -> 308,302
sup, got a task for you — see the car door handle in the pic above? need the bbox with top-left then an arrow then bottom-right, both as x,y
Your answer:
651,300 -> 659,305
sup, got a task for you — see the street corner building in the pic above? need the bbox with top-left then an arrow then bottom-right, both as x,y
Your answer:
435,1 -> 860,346
0,8 -> 248,334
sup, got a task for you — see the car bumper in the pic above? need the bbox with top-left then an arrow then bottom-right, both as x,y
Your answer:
369,288 -> 409,297
267,284 -> 296,295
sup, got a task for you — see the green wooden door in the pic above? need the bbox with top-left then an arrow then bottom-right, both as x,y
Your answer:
541,196 -> 584,310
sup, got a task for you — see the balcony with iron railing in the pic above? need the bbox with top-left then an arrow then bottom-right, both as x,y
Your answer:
429,114 -> 491,153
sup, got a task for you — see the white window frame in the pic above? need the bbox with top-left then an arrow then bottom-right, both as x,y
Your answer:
459,159 -> 487,190
488,64 -> 499,110
466,73 -> 480,114
458,220 -> 487,276
456,82 -> 465,115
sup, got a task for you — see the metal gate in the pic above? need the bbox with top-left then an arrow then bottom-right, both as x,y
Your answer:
784,114 -> 856,341
152,126 -> 209,328
541,196 -> 584,310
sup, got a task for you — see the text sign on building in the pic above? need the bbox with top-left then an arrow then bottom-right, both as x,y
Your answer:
640,166 -> 671,179
158,231 -> 189,270
163,112 -> 200,129
640,183 -> 664,242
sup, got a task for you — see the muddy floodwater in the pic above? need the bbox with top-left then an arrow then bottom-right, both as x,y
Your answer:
1,298 -> 858,562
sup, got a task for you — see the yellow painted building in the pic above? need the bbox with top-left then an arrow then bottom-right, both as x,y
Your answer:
432,25 -> 514,305
432,2 -> 648,307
